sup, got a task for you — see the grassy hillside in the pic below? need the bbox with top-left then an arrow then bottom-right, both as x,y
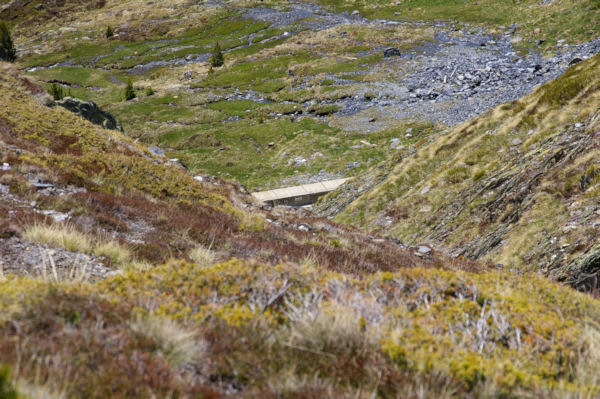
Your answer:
0,61 -> 445,276
2,61 -> 600,397
0,0 -> 438,191
326,52 -> 600,291
2,0 -> 600,396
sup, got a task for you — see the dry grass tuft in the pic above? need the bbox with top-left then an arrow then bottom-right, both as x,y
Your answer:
38,250 -> 91,283
574,324 -> 600,391
93,241 -> 132,265
129,315 -> 205,366
189,244 -> 216,267
15,379 -> 66,399
23,223 -> 151,271
23,223 -> 92,253
283,306 -> 378,356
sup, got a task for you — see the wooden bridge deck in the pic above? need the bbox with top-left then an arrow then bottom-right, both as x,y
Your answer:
252,178 -> 349,206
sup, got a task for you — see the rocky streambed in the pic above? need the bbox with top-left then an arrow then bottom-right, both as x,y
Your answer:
214,1 -> 600,131
325,24 -> 600,129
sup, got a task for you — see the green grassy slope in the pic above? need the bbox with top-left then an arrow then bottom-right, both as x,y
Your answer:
3,0 -> 436,190
306,0 -> 600,52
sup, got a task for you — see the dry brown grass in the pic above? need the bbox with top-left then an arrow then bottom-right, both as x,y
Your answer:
130,315 -> 206,366
188,244 -> 216,267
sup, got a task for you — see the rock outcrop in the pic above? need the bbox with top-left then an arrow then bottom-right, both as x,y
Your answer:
55,97 -> 123,132
383,47 -> 401,57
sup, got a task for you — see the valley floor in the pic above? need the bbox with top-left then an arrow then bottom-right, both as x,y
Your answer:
15,0 -> 600,189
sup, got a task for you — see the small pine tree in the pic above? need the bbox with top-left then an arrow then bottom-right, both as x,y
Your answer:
209,42 -> 224,68
105,25 -> 114,38
0,21 -> 16,62
124,79 -> 136,101
49,82 -> 65,100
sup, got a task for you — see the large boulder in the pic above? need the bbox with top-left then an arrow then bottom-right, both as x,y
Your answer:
55,97 -> 123,132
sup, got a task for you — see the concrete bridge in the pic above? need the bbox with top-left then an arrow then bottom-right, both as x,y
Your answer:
252,178 -> 349,207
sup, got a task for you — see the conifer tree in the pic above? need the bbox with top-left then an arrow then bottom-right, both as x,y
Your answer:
49,83 -> 65,100
105,25 -> 114,38
0,21 -> 16,62
124,79 -> 136,101
209,42 -> 224,68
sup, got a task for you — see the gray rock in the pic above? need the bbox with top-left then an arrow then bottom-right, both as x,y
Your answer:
390,138 -> 402,149
168,158 -> 188,169
298,223 -> 311,232
417,245 -> 432,254
32,180 -> 54,189
383,47 -> 401,57
148,146 -> 165,157
55,97 -> 123,132
512,138 -> 523,146
293,157 -> 307,166
510,36 -> 523,44
183,70 -> 195,81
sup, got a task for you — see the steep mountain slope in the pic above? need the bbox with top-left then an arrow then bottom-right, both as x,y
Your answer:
2,62 -> 600,397
323,53 -> 600,292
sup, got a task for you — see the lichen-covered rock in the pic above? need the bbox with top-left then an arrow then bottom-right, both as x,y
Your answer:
55,97 -> 123,132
